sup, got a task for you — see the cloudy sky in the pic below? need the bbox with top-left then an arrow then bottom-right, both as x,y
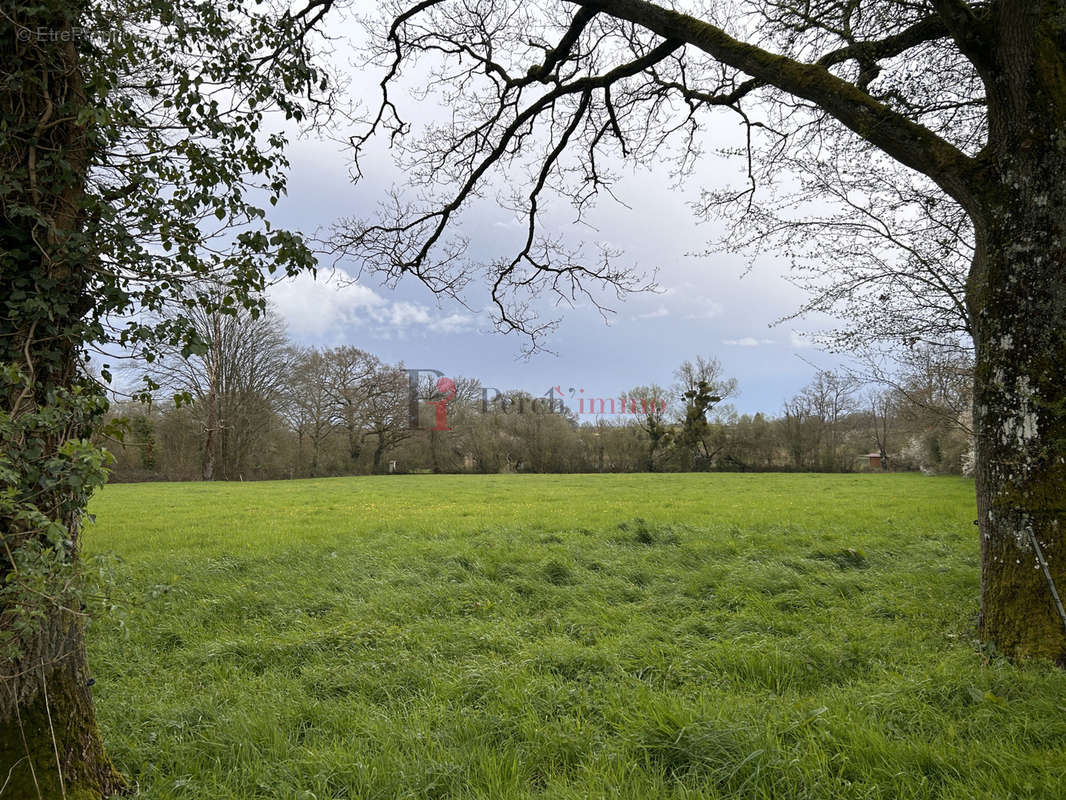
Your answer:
263,28 -> 848,415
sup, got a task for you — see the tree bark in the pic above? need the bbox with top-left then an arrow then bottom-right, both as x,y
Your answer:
202,385 -> 218,481
971,219 -> 1066,660
201,316 -> 221,481
967,1 -> 1066,662
970,194 -> 1066,660
0,617 -> 124,799
1,5 -> 124,794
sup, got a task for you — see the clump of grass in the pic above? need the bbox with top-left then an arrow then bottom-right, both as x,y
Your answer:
809,547 -> 869,570
628,702 -> 769,791
540,557 -> 574,585
618,517 -> 680,546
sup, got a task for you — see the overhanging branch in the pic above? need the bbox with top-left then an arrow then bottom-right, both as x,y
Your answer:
569,0 -> 979,208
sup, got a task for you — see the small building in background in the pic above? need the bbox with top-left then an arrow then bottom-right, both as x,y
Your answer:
863,453 -> 885,470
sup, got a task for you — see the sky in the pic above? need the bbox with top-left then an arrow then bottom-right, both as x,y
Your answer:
262,24 -> 850,416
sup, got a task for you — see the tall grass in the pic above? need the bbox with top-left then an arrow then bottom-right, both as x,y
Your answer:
84,474 -> 1066,799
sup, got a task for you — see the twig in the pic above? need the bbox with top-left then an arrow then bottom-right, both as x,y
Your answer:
13,701 -> 43,800
40,671 -> 67,800
1027,525 -> 1066,635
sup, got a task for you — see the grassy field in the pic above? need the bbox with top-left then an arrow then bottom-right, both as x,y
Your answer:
84,473 -> 1066,799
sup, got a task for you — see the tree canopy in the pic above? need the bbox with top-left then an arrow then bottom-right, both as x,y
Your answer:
335,0 -> 989,349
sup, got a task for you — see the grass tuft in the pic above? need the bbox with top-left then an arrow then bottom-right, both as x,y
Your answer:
809,546 -> 869,570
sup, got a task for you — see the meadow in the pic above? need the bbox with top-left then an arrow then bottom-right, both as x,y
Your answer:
84,473 -> 1066,799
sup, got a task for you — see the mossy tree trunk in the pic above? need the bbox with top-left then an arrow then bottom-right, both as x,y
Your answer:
967,2 -> 1066,662
1,2 -> 124,796
972,193 -> 1066,662
0,622 -> 123,799
6,0 -> 324,786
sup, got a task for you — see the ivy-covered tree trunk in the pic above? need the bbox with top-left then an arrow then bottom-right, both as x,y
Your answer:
968,6 -> 1066,662
6,0 -> 322,787
1,3 -> 124,796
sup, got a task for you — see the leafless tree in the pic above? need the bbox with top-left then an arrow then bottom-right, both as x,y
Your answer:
285,348 -> 338,477
139,295 -> 291,479
365,363 -> 414,473
806,370 -> 860,470
781,370 -> 857,469
622,384 -> 670,470
719,149 -> 975,359
868,389 -> 897,469
324,345 -> 382,465
782,393 -> 818,470
416,373 -> 483,472
728,412 -> 779,470
338,0 -> 1066,659
673,356 -> 738,407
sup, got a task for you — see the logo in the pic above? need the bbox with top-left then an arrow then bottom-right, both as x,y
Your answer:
427,377 -> 456,431
406,368 -> 666,430
406,369 -> 457,431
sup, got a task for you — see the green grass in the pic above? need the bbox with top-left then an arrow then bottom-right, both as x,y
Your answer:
84,473 -> 1066,799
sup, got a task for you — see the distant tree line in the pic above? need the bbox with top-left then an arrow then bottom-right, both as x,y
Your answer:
104,307 -> 973,481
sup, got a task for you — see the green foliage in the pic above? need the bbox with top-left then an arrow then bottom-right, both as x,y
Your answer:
79,473 -> 1066,798
2,0 -> 325,363
1,0 -> 330,728
0,370 -> 112,665
677,380 -> 722,469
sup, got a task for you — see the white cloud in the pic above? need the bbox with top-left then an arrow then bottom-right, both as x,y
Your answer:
430,312 -> 477,334
723,336 -> 774,347
789,331 -> 815,348
384,302 -> 476,334
269,272 -> 476,342
269,271 -> 385,339
386,301 -> 432,328
684,300 -> 724,320
634,305 -> 671,319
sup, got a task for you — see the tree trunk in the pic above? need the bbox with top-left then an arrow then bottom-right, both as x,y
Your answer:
2,4 -> 123,795
430,429 -> 442,473
347,426 -> 363,463
373,437 -> 387,473
0,616 -> 124,799
971,202 -> 1066,662
202,384 -> 218,481
969,5 -> 1066,661
202,317 -> 221,481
